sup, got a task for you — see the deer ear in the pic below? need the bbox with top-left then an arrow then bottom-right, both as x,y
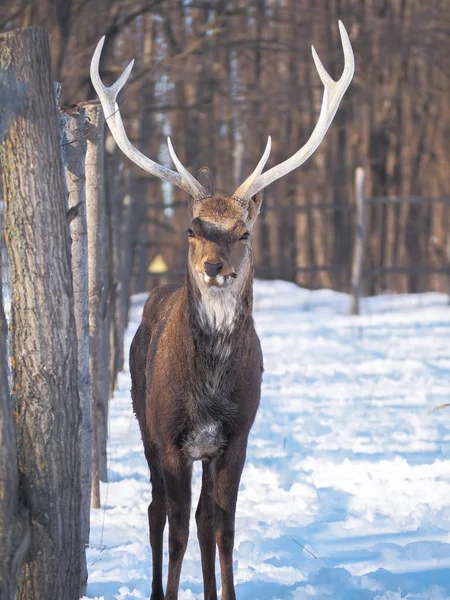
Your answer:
247,191 -> 264,225
195,167 -> 215,197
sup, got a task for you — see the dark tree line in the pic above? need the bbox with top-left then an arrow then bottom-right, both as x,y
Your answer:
1,0 -> 449,295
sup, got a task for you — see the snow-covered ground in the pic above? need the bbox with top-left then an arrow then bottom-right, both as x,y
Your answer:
84,280 -> 450,600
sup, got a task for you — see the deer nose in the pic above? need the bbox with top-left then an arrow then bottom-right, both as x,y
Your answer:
204,261 -> 224,278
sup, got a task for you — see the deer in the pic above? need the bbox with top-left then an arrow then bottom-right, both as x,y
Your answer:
90,21 -> 354,600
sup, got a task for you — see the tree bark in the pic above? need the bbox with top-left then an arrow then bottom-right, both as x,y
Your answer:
122,175 -> 148,321
0,261 -> 30,600
60,106 -> 91,596
0,28 -> 83,600
83,101 -> 109,494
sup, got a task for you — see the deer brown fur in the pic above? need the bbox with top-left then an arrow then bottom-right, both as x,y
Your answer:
130,170 -> 264,600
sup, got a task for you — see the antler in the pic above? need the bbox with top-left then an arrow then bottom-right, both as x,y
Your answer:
233,21 -> 355,202
90,37 -> 209,199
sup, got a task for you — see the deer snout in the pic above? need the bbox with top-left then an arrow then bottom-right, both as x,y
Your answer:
204,261 -> 224,278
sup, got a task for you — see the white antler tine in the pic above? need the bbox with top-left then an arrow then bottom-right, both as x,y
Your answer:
311,46 -> 334,86
110,59 -> 135,98
90,36 -> 105,76
90,37 -> 106,93
167,137 -> 211,198
167,137 -> 184,174
90,36 -> 209,199
90,36 -> 134,103
233,136 -> 272,200
256,136 -> 272,175
247,136 -> 272,182
233,21 -> 354,202
338,20 -> 354,79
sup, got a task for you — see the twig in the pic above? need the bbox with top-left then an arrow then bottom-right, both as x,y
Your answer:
291,537 -> 318,559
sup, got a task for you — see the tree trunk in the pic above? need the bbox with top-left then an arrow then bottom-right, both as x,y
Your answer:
83,101 -> 109,494
104,139 -> 123,394
351,168 -> 367,315
0,28 -> 83,600
60,106 -> 91,596
122,175 -> 148,324
0,262 -> 30,600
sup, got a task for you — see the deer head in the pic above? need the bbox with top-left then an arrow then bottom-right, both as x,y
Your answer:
90,21 -> 354,291
177,166 -> 261,291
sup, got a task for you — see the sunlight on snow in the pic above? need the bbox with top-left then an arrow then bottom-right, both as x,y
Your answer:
84,281 -> 450,600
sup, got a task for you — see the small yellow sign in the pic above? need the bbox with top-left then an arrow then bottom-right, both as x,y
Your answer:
148,254 -> 168,274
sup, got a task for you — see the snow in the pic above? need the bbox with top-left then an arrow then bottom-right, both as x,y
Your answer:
83,280 -> 450,600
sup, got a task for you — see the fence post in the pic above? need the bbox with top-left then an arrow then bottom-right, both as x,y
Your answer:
60,106 -> 91,594
351,167 -> 367,315
82,100 -> 109,506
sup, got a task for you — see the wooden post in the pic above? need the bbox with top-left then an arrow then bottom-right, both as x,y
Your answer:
351,167 -> 367,315
83,100 -> 109,497
0,28 -> 83,599
60,106 -> 91,594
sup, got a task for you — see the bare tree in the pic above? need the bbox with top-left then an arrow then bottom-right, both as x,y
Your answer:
60,105 -> 91,595
104,138 -> 125,393
0,262 -> 30,600
83,100 -> 109,493
0,28 -> 84,599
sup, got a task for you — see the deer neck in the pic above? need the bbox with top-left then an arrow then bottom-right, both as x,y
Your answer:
184,262 -> 254,336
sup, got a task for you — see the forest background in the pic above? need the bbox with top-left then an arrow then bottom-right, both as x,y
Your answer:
1,0 -> 449,296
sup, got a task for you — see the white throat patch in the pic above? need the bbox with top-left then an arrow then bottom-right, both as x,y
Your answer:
197,286 -> 238,332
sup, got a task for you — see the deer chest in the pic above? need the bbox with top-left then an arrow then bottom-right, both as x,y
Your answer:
182,372 -> 236,461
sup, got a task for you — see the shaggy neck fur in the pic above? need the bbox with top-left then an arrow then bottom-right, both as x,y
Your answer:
185,264 -> 253,336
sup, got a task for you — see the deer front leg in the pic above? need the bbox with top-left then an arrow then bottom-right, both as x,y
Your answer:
162,453 -> 192,600
196,461 -> 217,600
144,445 -> 166,600
214,436 -> 248,600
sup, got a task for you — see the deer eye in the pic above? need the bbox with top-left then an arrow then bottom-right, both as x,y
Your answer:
239,232 -> 250,240
187,228 -> 195,238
